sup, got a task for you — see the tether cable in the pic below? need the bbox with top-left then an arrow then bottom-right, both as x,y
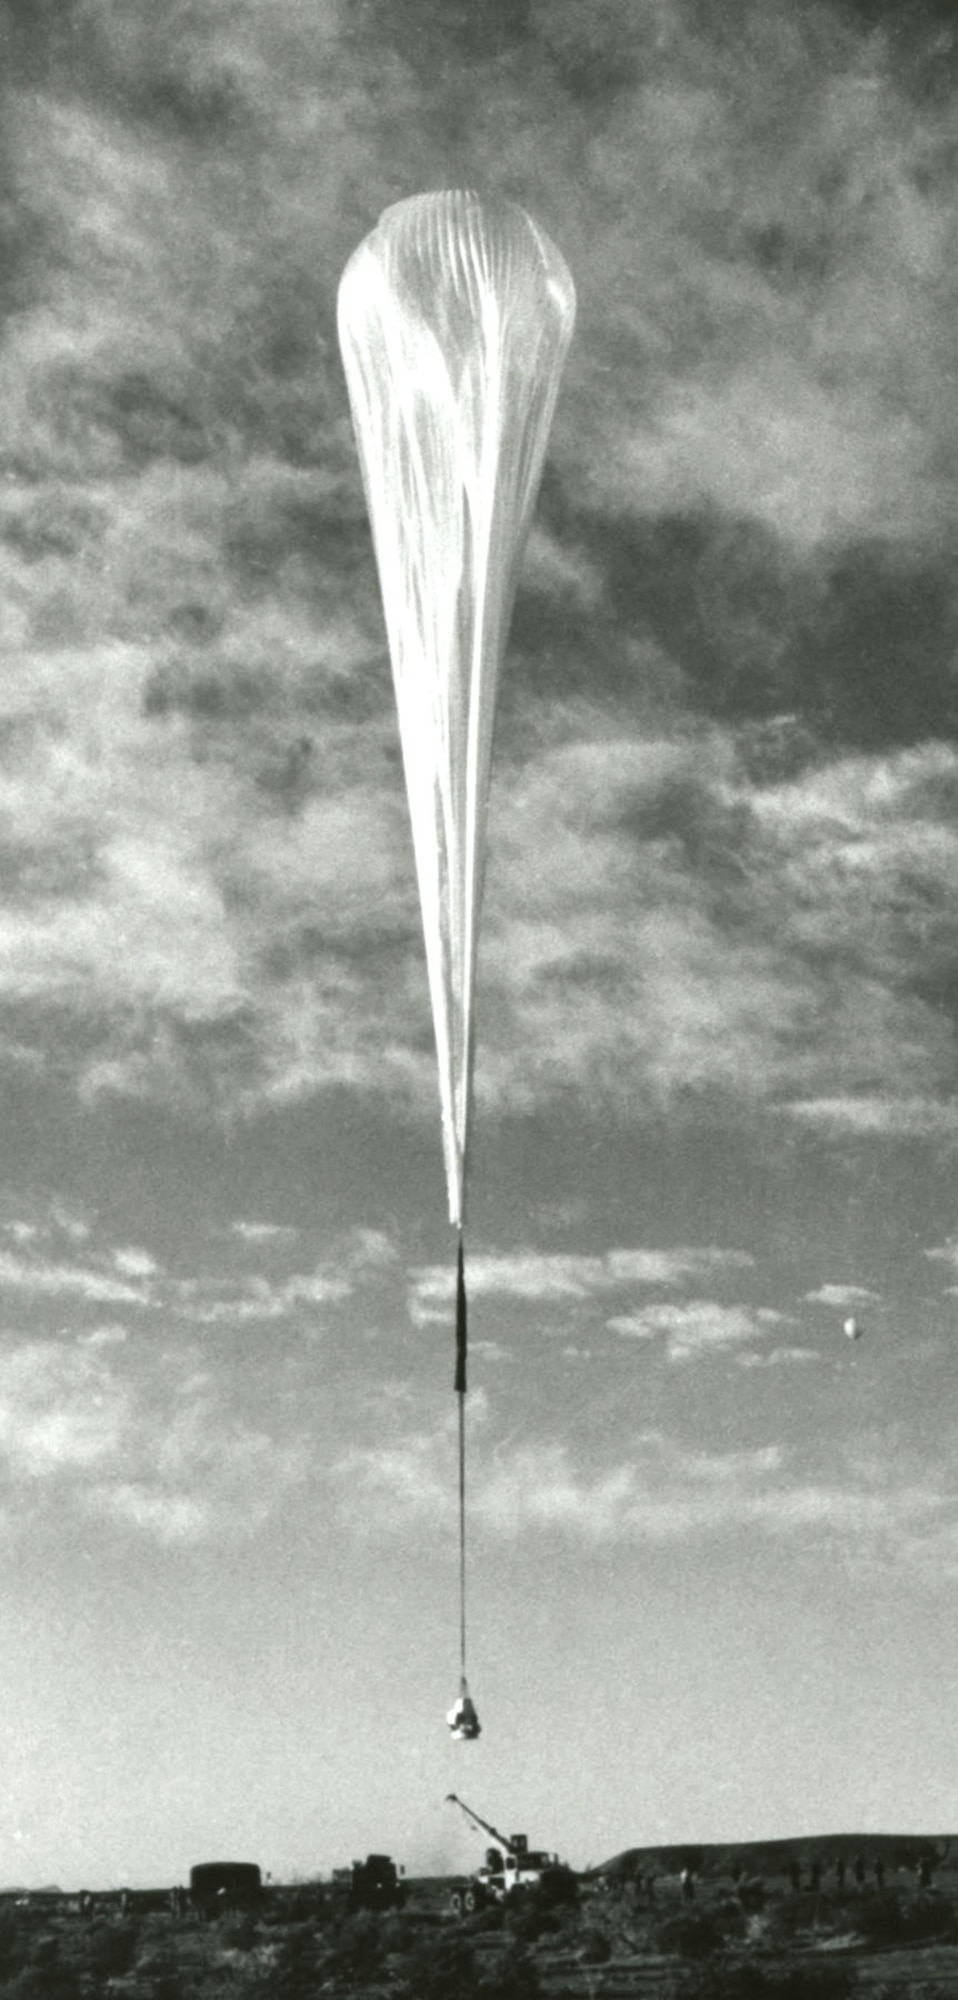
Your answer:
455,1232 -> 468,1681
458,1388 -> 467,1680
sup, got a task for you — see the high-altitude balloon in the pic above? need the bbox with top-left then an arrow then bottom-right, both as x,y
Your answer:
338,191 -> 575,1740
337,190 -> 576,1230
843,1316 -> 862,1341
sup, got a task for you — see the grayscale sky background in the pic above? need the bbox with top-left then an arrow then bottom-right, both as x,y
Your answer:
0,0 -> 957,1889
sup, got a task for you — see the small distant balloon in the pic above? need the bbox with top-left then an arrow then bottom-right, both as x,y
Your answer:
843,1316 -> 862,1340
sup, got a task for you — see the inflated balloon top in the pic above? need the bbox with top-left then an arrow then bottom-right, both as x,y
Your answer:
338,191 -> 576,1229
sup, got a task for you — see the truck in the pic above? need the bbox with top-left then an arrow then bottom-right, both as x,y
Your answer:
445,1793 -> 577,1914
331,1853 -> 407,1912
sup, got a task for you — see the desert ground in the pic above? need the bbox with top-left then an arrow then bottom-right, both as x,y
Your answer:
5,1833 -> 958,1998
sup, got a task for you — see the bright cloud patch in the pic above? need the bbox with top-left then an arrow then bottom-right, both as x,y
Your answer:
0,1343 -> 132,1477
807,1284 -> 880,1309
783,1098 -> 958,1138
0,0 -> 951,1155
0,1250 -> 151,1306
0,1334 -> 309,1541
334,1421 -> 958,1575
609,1300 -> 766,1362
408,1245 -> 752,1323
925,1242 -> 958,1272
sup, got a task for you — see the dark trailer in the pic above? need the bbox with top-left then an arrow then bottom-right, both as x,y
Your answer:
189,1863 -> 262,1915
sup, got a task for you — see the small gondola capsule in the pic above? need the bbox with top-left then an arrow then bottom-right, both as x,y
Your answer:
447,1682 -> 481,1740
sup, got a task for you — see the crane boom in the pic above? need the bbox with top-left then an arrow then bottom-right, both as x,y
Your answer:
445,1792 -> 516,1855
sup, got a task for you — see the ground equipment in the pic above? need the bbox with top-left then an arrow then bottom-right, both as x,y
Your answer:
445,1792 -> 576,1912
189,1862 -> 262,1915
331,1854 -> 406,1911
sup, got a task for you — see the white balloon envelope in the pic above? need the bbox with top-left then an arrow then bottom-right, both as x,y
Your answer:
337,190 -> 576,1229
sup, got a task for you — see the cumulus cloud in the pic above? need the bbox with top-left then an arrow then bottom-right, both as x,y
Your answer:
782,1097 -> 958,1137
738,1346 -> 820,1369
230,1221 -> 300,1244
0,1342 -> 133,1477
333,1418 -> 958,1575
479,1445 -> 642,1540
609,1300 -> 766,1362
0,0 -> 951,1145
172,1227 -> 398,1327
408,1243 -> 752,1323
87,1485 -> 213,1543
925,1242 -> 958,1274
0,1249 -> 151,1306
806,1283 -> 880,1308
337,1432 -> 453,1530
174,1272 -> 347,1328
113,1247 -> 159,1279
0,1332 -> 310,1539
403,729 -> 958,1131
0,1203 -> 396,1343
81,1325 -> 129,1349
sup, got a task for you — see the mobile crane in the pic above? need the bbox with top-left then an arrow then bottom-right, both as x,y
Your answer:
445,1792 -> 577,1914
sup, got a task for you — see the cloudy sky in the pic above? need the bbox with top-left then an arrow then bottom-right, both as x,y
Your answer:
0,0 -> 957,1891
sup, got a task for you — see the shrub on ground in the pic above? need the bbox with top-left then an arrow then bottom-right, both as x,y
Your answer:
0,1944 -> 84,2000
656,1904 -> 746,1959
574,1925 -> 612,1963
251,1917 -> 322,1999
318,1907 -> 392,1981
78,1920 -> 138,1979
855,1890 -> 953,1945
0,1910 -> 29,1983
504,1894 -> 560,1945
678,1957 -> 855,2000
396,1929 -> 480,2000
478,1944 -> 542,1999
